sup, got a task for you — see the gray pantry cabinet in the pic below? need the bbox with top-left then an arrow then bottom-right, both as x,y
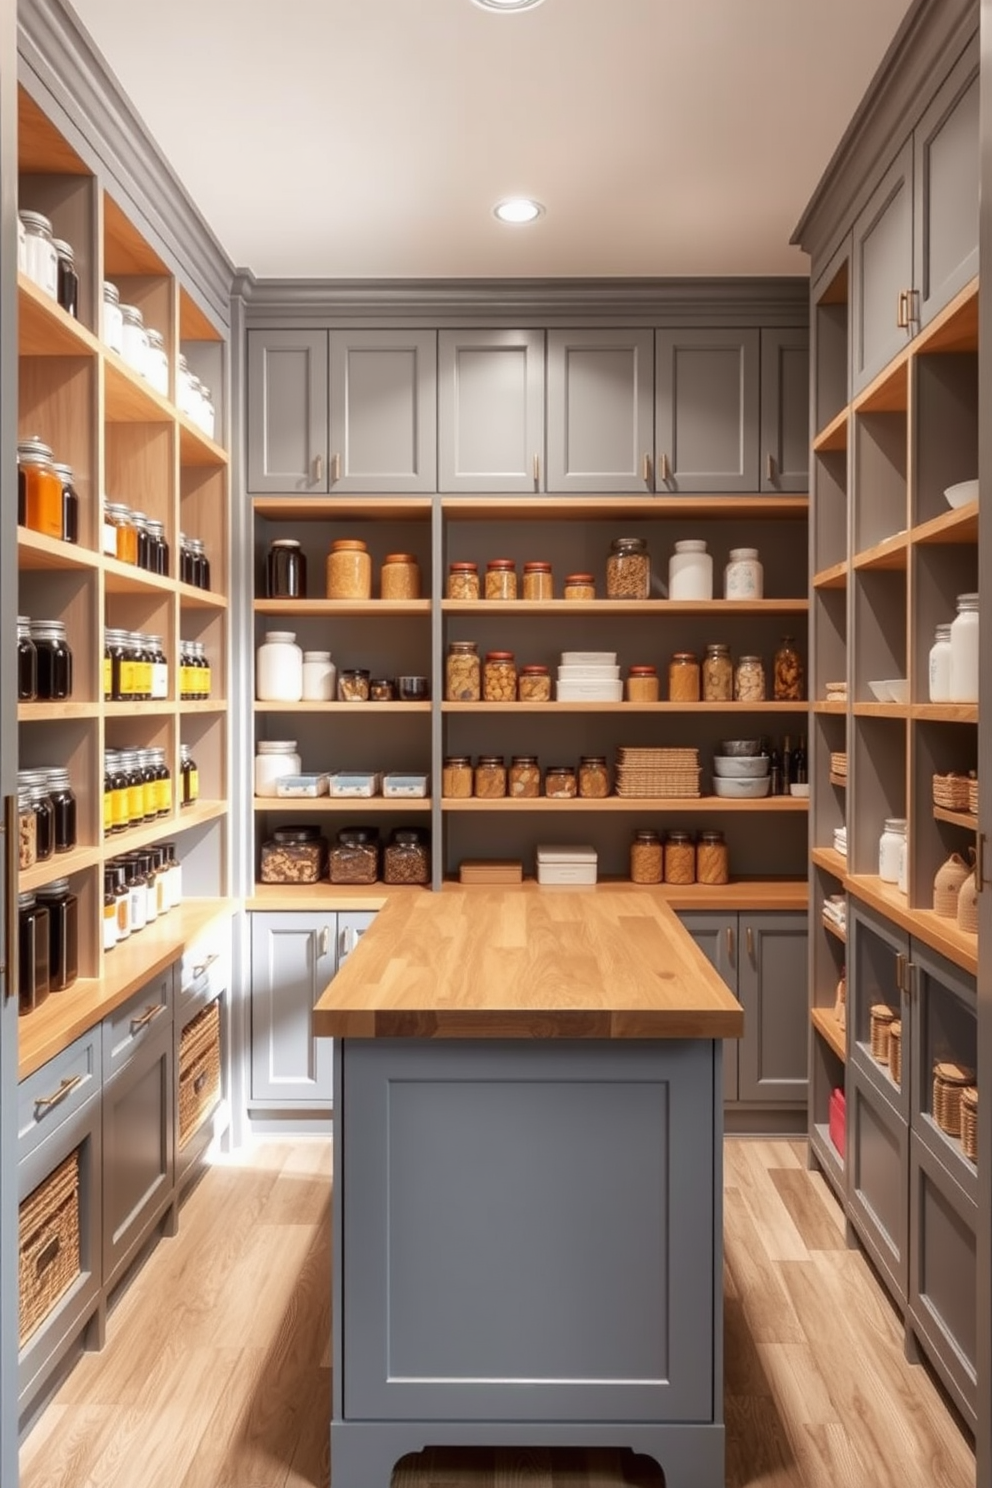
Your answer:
438,329 -> 545,493
759,328 -> 810,492
545,329 -> 655,493
654,329 -> 760,493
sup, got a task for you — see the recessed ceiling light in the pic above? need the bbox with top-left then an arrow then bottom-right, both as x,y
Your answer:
494,197 -> 545,224
473,0 -> 546,11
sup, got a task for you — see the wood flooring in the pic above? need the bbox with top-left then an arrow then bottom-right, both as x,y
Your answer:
19,1138 -> 976,1488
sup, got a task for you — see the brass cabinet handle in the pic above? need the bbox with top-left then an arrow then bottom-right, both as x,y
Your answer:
658,452 -> 671,483
726,925 -> 734,958
745,925 -> 754,960
897,290 -> 909,329
533,453 -> 540,486
331,452 -> 342,484
130,1004 -> 165,1034
641,453 -> 651,486
35,1074 -> 83,1116
766,453 -> 775,483
895,952 -> 907,995
318,925 -> 330,958
2,794 -> 16,1002
974,833 -> 986,892
312,454 -> 323,484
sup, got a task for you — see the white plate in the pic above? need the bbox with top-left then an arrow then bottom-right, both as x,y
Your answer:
944,479 -> 978,509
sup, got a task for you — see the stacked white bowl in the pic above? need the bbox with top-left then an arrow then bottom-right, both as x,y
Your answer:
711,740 -> 771,798
555,651 -> 623,703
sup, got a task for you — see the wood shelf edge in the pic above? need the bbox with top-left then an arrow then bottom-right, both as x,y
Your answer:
811,1007 -> 846,1062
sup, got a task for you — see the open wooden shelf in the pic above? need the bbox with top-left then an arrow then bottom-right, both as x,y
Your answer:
811,1007 -> 846,1062
255,796 -> 432,813
442,700 -> 810,714
852,532 -> 908,571
103,353 -> 174,424
254,599 -> 430,616
814,701 -> 847,715
178,415 -> 228,468
441,495 -> 810,520
853,702 -> 909,719
17,527 -> 101,573
253,700 -> 432,714
811,846 -> 848,880
441,598 -> 809,616
853,353 -> 909,414
845,874 -> 978,976
821,915 -> 847,945
103,555 -> 175,597
18,702 -> 100,722
812,409 -> 849,453
105,800 -> 227,854
19,844 -> 102,894
933,806 -> 978,831
914,276 -> 978,356
18,275 -> 100,358
252,496 -> 433,521
176,581 -> 228,611
829,772 -> 847,789
912,501 -> 979,547
441,796 -> 808,813
911,703 -> 978,724
813,559 -> 848,589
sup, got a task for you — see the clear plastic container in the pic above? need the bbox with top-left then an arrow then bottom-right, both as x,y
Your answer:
260,827 -> 328,885
329,828 -> 379,885
383,829 -> 430,886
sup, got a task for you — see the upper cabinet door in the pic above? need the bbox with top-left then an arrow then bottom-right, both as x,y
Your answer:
329,330 -> 437,493
247,329 -> 329,493
655,328 -> 759,493
438,330 -> 545,493
851,140 -> 914,394
546,329 -> 654,493
913,51 -> 979,333
760,328 -> 809,493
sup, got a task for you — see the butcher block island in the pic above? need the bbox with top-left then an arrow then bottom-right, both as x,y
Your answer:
314,886 -> 742,1488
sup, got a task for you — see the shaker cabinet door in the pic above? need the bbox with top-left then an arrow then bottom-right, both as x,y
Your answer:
438,329 -> 545,492
913,51 -> 979,332
677,911 -> 739,1103
737,913 -> 808,1104
851,140 -> 914,394
760,328 -> 809,493
546,329 -> 654,493
247,329 -> 329,493
328,330 -> 436,493
655,328 -> 759,492
102,1016 -> 174,1288
250,912 -> 337,1106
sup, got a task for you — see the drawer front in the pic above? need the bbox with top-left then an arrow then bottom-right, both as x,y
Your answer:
18,1031 -> 102,1164
103,967 -> 175,1079
179,925 -> 231,1013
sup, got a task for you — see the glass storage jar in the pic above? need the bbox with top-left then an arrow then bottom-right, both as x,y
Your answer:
329,827 -> 379,885
447,562 -> 480,600
120,303 -> 148,375
474,756 -> 507,799
52,463 -> 79,545
29,620 -> 72,699
370,678 -> 395,702
337,668 -> 370,702
483,651 -> 517,702
518,664 -> 551,702
147,635 -> 168,700
949,592 -> 979,702
878,818 -> 907,884
144,328 -> 169,396
664,831 -> 696,885
326,539 -> 372,600
189,537 -> 211,590
668,539 -> 712,601
149,747 -> 172,815
145,519 -> 169,576
27,782 -> 55,861
928,623 -> 953,703
256,631 -> 303,702
380,553 -> 421,600
522,562 -> 554,600
266,538 -> 307,599
734,655 -> 766,702
485,559 -> 517,600
53,238 -> 78,318
18,436 -> 63,540
383,828 -> 430,886
442,756 -> 474,798
397,675 -> 429,701
773,636 -> 804,700
18,788 -> 37,870
563,573 -> 596,601
19,211 -> 58,299
545,765 -> 577,799
106,502 -> 139,564
103,280 -> 124,353
630,830 -> 663,885
45,768 -> 76,853
103,867 -> 119,951
132,510 -> 153,571
18,892 -> 51,1014
724,547 -> 764,600
260,827 -> 328,885
508,756 -> 541,798
702,643 -> 733,701
302,650 -> 335,701
180,742 -> 200,806
696,830 -> 729,886
36,879 -> 78,992
626,664 -> 659,703
607,536 -> 650,599
668,652 -> 700,703
17,617 -> 37,701
578,756 -> 610,799
254,740 -> 302,798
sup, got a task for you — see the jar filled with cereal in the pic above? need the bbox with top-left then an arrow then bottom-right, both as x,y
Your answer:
734,655 -> 766,702
696,830 -> 729,885
442,756 -> 474,798
380,552 -> 421,600
563,573 -> 596,601
773,636 -> 804,701
485,559 -> 517,601
626,664 -> 660,703
702,643 -> 733,701
326,538 -> 372,599
447,561 -> 480,600
606,536 -> 650,600
508,755 -> 541,798
578,756 -> 610,799
545,765 -> 577,799
446,640 -> 481,701
668,652 -> 700,703
474,756 -> 507,798
664,830 -> 696,885
522,561 -> 554,600
518,664 -> 551,702
630,829 -> 663,885
483,650 -> 517,702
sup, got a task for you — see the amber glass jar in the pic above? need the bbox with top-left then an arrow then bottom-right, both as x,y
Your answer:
664,831 -> 696,885
518,664 -> 551,702
326,539 -> 372,599
483,651 -> 517,702
474,756 -> 507,799
578,756 -> 610,798
446,641 -> 481,701
508,756 -> 541,798
668,652 -> 700,703
564,573 -> 596,601
106,502 -> 139,565
522,562 -> 554,600
545,765 -> 577,799
630,830 -> 663,885
697,830 -> 729,885
626,665 -> 660,703
442,756 -> 474,798
18,437 -> 63,540
702,644 -> 733,702
380,553 -> 421,600
447,562 -> 480,600
773,636 -> 804,701
485,559 -> 517,600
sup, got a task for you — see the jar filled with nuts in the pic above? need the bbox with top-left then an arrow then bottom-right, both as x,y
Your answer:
664,830 -> 696,885
260,826 -> 328,885
383,828 -> 430,886
446,640 -> 481,701
485,559 -> 517,600
578,756 -> 610,798
326,539 -> 372,600
474,756 -> 507,798
337,668 -> 371,702
369,678 -> 395,701
702,643 -> 733,701
18,787 -> 37,870
447,561 -> 480,600
734,655 -> 766,702
696,830 -> 729,885
329,826 -> 379,885
483,650 -> 517,702
522,561 -> 554,600
607,536 -> 650,600
626,664 -> 660,703
563,573 -> 596,601
668,652 -> 700,703
508,755 -> 541,798
773,636 -> 804,700
630,829 -> 663,884
518,664 -> 551,702
545,765 -> 578,799
442,756 -> 474,798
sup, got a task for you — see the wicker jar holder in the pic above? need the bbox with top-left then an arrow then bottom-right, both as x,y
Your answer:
961,1087 -> 978,1162
933,852 -> 971,918
932,772 -> 971,811
178,1000 -> 222,1151
933,1062 -> 975,1138
870,1004 -> 895,1064
957,868 -> 979,934
888,1020 -> 902,1087
18,1149 -> 81,1347
968,773 -> 978,817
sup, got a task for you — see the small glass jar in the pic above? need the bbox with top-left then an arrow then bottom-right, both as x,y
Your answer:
106,501 -> 139,564
19,211 -> 58,299
103,868 -> 119,951
545,765 -> 577,799
329,827 -> 379,885
508,755 -> 541,798
696,830 -> 729,886
518,664 -> 551,702
773,637 -> 804,701
668,652 -> 700,703
254,740 -> 302,798
18,788 -> 37,870
103,280 -> 124,354
180,742 -> 200,807
370,678 -> 396,702
337,668 -> 371,702
53,238 -> 78,318
474,756 -> 507,799
257,631 -> 303,702
668,539 -> 713,601
724,547 -> 764,600
383,828 -> 430,886
52,463 -> 79,545
578,756 -> 610,799
949,592 -> 979,703
442,756 -> 474,799
380,553 -> 421,600
626,665 -> 660,703
29,620 -> 72,700
326,539 -> 372,600
664,831 -> 696,885
302,650 -> 336,701
132,510 -> 153,571
17,617 -> 38,701
36,879 -> 78,992
120,303 -> 149,376
147,635 -> 169,700
483,651 -> 517,702
145,519 -> 169,576
446,641 -> 481,701
45,768 -> 77,853
28,783 -> 55,862
150,747 -> 172,815
522,561 -> 554,600
734,655 -> 766,703
266,538 -> 307,599
18,892 -> 51,1014
563,573 -> 596,601
878,818 -> 907,884
607,536 -> 650,600
397,675 -> 430,701
144,328 -> 169,396
702,643 -> 733,702
630,830 -> 663,885
485,559 -> 517,601
18,436 -> 63,540
928,623 -> 953,703
189,537 -> 211,590
447,562 -> 480,600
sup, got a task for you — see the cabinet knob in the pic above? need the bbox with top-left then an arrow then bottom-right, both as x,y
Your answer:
331,452 -> 342,484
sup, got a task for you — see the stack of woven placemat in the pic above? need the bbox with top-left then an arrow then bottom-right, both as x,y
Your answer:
614,747 -> 701,798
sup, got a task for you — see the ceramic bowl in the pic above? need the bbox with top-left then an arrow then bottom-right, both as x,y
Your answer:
868,680 -> 893,702
712,755 -> 770,779
883,679 -> 909,704
711,776 -> 772,799
789,783 -> 810,799
718,738 -> 764,757
944,479 -> 979,510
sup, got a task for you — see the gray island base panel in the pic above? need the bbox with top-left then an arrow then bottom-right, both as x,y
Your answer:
330,1037 -> 726,1488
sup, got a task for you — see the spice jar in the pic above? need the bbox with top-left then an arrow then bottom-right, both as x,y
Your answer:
18,437 -> 63,540
256,631 -> 303,702
626,665 -> 660,703
266,538 -> 307,599
329,827 -> 380,885
36,879 -> 78,992
260,827 -> 329,885
630,830 -> 663,885
607,537 -> 650,600
508,756 -> 541,798
18,892 -> 51,1014
578,756 -> 610,799
773,637 -> 804,701
19,211 -> 58,299
105,502 -> 139,564
668,652 -> 700,703
103,867 -> 119,951
45,768 -> 77,853
483,651 -> 517,702
474,756 -> 507,799
17,617 -> 37,701
668,540 -> 713,601
120,303 -> 149,376
29,620 -> 72,699
734,655 -> 766,702
724,547 -> 764,600
326,539 -> 372,600
664,831 -> 696,885
370,678 -> 396,701
485,559 -> 517,600
545,765 -> 577,799
702,644 -> 733,701
180,742 -> 200,806
27,782 -> 55,862
522,562 -> 554,600
381,553 -> 421,600
518,664 -> 551,702
446,641 -> 481,701
563,573 -> 596,601
337,668 -> 371,702
697,830 -> 729,886
103,281 -> 124,354
447,562 -> 480,600
53,238 -> 78,318
383,828 -> 430,886
254,740 -> 302,798
442,756 -> 474,798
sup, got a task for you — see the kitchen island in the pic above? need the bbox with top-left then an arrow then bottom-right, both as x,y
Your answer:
313,885 -> 743,1488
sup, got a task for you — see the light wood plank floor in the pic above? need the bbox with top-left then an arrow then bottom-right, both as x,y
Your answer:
20,1138 -> 975,1488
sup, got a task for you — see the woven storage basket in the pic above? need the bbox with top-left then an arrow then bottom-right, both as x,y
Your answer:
957,870 -> 979,934
179,1000 -> 222,1151
18,1150 -> 81,1347
888,1020 -> 902,1087
870,1005 -> 895,1064
933,852 -> 971,918
969,773 -> 978,816
932,773 -> 971,811
933,1062 -> 974,1138
833,969 -> 846,1030
961,1087 -> 978,1163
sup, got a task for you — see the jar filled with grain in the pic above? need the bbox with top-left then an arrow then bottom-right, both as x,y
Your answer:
442,756 -> 474,798
474,756 -> 507,799
668,652 -> 700,703
369,677 -> 395,701
522,561 -> 554,600
696,830 -> 729,885
578,756 -> 610,799
508,755 -> 541,798
664,830 -> 696,885
260,826 -> 328,885
630,829 -> 663,884
773,636 -> 804,700
380,552 -> 421,600
606,537 -> 650,600
734,655 -> 766,702
626,664 -> 660,703
485,559 -> 517,600
329,827 -> 379,885
518,664 -> 551,702
446,640 -> 481,701
545,765 -> 577,799
563,573 -> 596,601
483,651 -> 517,702
383,828 -> 430,886
702,643 -> 733,702
447,561 -> 480,600
326,539 -> 372,599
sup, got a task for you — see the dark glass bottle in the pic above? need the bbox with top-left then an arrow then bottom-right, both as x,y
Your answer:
266,539 -> 307,599
53,238 -> 78,318
46,768 -> 77,853
52,462 -> 79,544
17,616 -> 37,701
36,879 -> 78,992
792,734 -> 808,787
18,891 -> 51,1014
29,620 -> 72,700
781,734 -> 793,793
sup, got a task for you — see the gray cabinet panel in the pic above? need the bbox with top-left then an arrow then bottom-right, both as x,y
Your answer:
102,968 -> 173,1080
337,910 -> 376,965
851,141 -> 913,393
909,1133 -> 977,1425
439,330 -> 544,492
655,328 -> 759,492
329,330 -> 436,493
250,912 -> 337,1105
738,913 -> 809,1103
247,329 -> 328,493
18,1028 -> 101,1164
760,328 -> 809,492
678,911 -> 739,1103
848,1067 -> 908,1306
102,1016 -> 174,1287
913,53 -> 979,331
546,329 -> 654,493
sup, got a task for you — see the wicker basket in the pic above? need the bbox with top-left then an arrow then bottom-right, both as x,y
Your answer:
834,968 -> 846,1031
961,1087 -> 978,1163
179,1000 -> 222,1151
932,773 -> 971,811
968,773 -> 978,817
888,1020 -> 902,1087
19,1150 -> 81,1347
870,1004 -> 895,1064
933,852 -> 971,918
933,1062 -> 975,1138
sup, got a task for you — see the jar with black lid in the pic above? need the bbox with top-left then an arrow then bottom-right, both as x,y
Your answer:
30,619 -> 72,699
383,828 -> 430,886
18,891 -> 51,1014
45,768 -> 77,853
52,462 -> 79,544
17,617 -> 37,701
179,534 -> 194,586
190,537 -> 210,591
145,518 -> 169,576
150,747 -> 172,816
138,751 -> 158,822
25,780 -> 55,861
329,827 -> 379,885
130,632 -> 152,700
123,854 -> 148,932
53,237 -> 78,318
110,863 -> 131,940
180,743 -> 199,807
103,867 -> 118,950
120,752 -> 144,828
36,879 -> 78,991
266,538 -> 307,599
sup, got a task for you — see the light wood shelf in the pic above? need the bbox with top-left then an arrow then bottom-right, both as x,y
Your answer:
253,700 -> 432,714
441,700 -> 810,714
811,1007 -> 846,1062
104,701 -> 176,718
933,806 -> 978,831
177,581 -> 228,611
253,599 -> 430,616
19,845 -> 103,893
811,847 -> 848,880
104,800 -> 227,854
441,796 -> 808,813
103,352 -> 174,424
178,414 -> 228,468
103,555 -> 175,597
18,702 -> 100,722
18,274 -> 100,358
912,502 -> 979,546
255,797 -> 432,813
17,527 -> 101,572
828,772 -> 847,789
853,352 -> 909,415
852,532 -> 909,571
853,702 -> 909,719
441,495 -> 809,520
913,275 -> 978,355
813,560 -> 847,589
821,915 -> 847,945
845,874 -> 978,976
814,701 -> 847,715
911,703 -> 978,724
812,409 -> 849,453
252,496 -> 433,521
441,598 -> 809,616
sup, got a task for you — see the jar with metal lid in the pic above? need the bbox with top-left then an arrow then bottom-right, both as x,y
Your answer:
110,864 -> 131,940
103,280 -> 124,353
145,519 -> 169,576
18,788 -> 37,870
302,650 -> 336,702
702,643 -> 733,701
607,536 -> 650,600
266,538 -> 307,599
383,828 -> 430,886
697,830 -> 729,886
949,592 -> 979,702
257,631 -> 303,702
189,537 -> 211,590
45,768 -> 76,853
447,561 -> 480,600
36,879 -> 78,992
177,741 -> 197,808
17,211 -> 25,273
138,851 -> 159,923
664,830 -> 696,885
118,753 -> 143,828
564,573 -> 596,601
144,327 -> 169,396
52,462 -> 79,545
928,623 -> 953,703
485,559 -> 517,601
508,755 -> 541,798
29,620 -> 72,699
260,826 -> 329,885
381,553 -> 421,600
120,303 -> 149,376
103,868 -> 119,951
132,510 -> 153,571
545,765 -> 577,799
578,756 -> 610,799
130,633 -> 153,700
518,664 -> 551,702
18,892 -> 51,1014
337,668 -> 371,702
724,547 -> 764,600
105,629 -> 129,701
162,843 -> 182,910
446,641 -> 481,701
441,756 -> 473,799
626,664 -> 659,703
326,539 -> 372,600
878,818 -> 907,884
179,534 -> 194,585
668,652 -> 700,703
370,678 -> 396,702
734,655 -> 766,703
773,636 -> 804,701
254,740 -> 301,798
26,783 -> 55,861
329,827 -> 379,885
147,635 -> 169,700
18,436 -> 62,539
106,501 -> 139,564
19,211 -> 58,299
106,753 -> 128,834
123,854 -> 148,932
17,617 -> 37,701
668,539 -> 712,601
52,238 -> 78,318
474,756 -> 507,799
630,830 -> 663,885
483,651 -> 517,702
522,561 -> 553,601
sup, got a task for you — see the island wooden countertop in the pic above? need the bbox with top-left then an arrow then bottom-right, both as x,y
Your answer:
313,885 -> 743,1040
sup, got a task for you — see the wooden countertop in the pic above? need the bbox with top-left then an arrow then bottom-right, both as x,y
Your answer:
313,885 -> 744,1041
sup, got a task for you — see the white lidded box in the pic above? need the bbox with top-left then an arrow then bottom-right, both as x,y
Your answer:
560,652 -> 617,666
556,680 -> 624,702
275,773 -> 330,798
328,771 -> 381,798
536,844 -> 598,886
382,772 -> 429,798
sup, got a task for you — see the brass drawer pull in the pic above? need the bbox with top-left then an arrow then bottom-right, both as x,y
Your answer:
35,1074 -> 83,1116
130,1004 -> 165,1034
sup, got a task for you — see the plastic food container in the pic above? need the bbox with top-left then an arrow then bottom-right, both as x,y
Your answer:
260,827 -> 328,885
536,844 -> 598,886
275,774 -> 330,798
382,773 -> 429,798
328,772 -> 381,798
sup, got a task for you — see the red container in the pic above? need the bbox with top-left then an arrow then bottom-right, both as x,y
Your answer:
829,1087 -> 846,1159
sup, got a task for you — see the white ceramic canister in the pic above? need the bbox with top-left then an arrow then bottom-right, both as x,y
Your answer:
256,630 -> 303,701
949,592 -> 979,703
878,817 -> 907,884
928,623 -> 953,703
103,281 -> 124,355
17,213 -> 27,274
254,740 -> 302,797
19,211 -> 59,300
724,547 -> 764,600
668,539 -> 713,601
898,831 -> 909,895
145,328 -> 170,397
120,303 -> 149,377
302,650 -> 336,702
177,355 -> 195,417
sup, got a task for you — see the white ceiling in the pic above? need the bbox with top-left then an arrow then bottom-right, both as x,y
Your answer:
72,0 -> 913,280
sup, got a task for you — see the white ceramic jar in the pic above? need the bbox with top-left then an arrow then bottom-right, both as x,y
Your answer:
17,213 -> 27,274
103,281 -> 124,355
668,539 -> 713,601
198,384 -> 216,440
878,817 -> 907,884
177,355 -> 195,417
256,631 -> 303,701
949,592 -> 979,703
928,623 -> 952,703
145,328 -> 169,396
302,650 -> 336,701
255,740 -> 302,797
724,547 -> 763,600
898,833 -> 908,894
120,303 -> 149,376
19,211 -> 59,300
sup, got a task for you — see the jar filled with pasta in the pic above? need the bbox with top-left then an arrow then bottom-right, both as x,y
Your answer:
508,755 -> 541,798
734,655 -> 766,702
446,640 -> 481,701
702,643 -> 733,702
474,756 -> 507,798
773,636 -> 804,701
668,652 -> 700,703
696,830 -> 729,885
518,664 -> 551,702
664,830 -> 696,885
578,756 -> 610,798
630,829 -> 663,885
442,756 -> 474,798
